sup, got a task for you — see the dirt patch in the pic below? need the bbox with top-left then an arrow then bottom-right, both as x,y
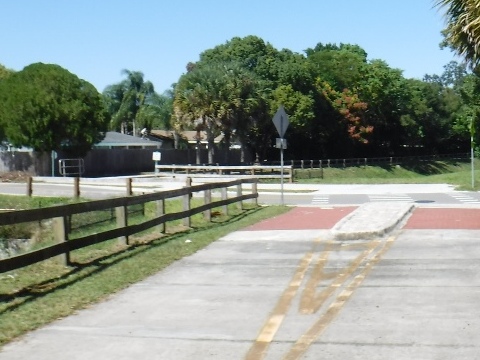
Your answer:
0,171 -> 30,183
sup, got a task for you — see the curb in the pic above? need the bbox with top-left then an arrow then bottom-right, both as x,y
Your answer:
331,202 -> 415,240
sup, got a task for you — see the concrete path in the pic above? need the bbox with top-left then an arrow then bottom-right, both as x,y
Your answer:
1,205 -> 480,359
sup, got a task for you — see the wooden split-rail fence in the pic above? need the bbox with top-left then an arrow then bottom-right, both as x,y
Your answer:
0,178 -> 258,273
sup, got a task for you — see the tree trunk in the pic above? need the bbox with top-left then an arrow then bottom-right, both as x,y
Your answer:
223,130 -> 231,164
207,138 -> 215,164
205,124 -> 215,164
173,130 -> 180,150
195,130 -> 201,164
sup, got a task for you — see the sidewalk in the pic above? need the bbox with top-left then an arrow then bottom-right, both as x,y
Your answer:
1,204 -> 480,359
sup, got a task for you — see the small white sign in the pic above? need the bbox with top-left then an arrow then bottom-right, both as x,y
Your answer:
276,138 -> 287,149
152,151 -> 161,161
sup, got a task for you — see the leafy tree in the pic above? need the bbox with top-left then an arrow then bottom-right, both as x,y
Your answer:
357,60 -> 412,155
306,43 -> 368,91
318,81 -> 372,143
200,36 -> 322,160
453,72 -> 480,151
0,64 -> 15,143
0,63 -> 108,156
200,35 -> 279,81
179,35 -> 479,160
103,69 -> 155,135
441,60 -> 468,87
303,43 -> 372,157
0,64 -> 14,81
435,0 -> 480,68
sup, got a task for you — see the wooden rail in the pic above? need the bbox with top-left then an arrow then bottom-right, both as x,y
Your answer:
155,164 -> 294,183
0,178 -> 258,273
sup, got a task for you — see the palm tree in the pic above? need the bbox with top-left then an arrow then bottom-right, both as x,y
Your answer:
103,70 -> 155,135
174,63 -> 228,164
174,61 -> 261,164
435,0 -> 480,68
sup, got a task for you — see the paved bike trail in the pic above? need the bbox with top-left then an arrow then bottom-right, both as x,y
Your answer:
1,204 -> 480,360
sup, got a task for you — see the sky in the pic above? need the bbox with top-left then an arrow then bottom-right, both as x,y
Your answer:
1,0 -> 458,94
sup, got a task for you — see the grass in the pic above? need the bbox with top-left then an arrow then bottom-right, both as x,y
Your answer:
0,196 -> 289,347
293,159 -> 480,190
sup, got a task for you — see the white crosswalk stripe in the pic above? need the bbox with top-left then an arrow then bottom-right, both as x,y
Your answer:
311,195 -> 329,204
368,194 -> 414,202
449,193 -> 480,204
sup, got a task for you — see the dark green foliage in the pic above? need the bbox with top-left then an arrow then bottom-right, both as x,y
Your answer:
103,69 -> 156,135
0,63 -> 108,156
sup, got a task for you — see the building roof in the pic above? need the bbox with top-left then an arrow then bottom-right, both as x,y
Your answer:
94,132 -> 163,149
150,130 -> 223,143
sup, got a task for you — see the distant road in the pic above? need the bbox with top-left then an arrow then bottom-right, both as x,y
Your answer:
0,182 -> 128,199
1,180 -> 479,206
259,191 -> 480,206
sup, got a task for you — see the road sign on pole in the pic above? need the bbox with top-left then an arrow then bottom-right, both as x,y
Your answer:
273,105 -> 289,138
272,106 -> 290,205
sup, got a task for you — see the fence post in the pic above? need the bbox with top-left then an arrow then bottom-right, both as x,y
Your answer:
301,160 -> 304,169
53,216 -> 70,266
310,160 -> 313,169
237,182 -> 243,210
221,187 -> 229,215
183,177 -> 192,227
252,180 -> 258,206
204,188 -> 212,221
116,205 -> 129,245
26,176 -> 33,197
74,177 -> 80,198
126,178 -> 132,196
156,199 -> 166,233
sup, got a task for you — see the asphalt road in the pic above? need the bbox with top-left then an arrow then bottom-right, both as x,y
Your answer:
1,180 -> 479,206
259,191 -> 480,206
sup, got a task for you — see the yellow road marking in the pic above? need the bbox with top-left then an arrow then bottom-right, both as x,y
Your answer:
283,236 -> 396,360
244,237 -> 323,360
299,240 -> 381,314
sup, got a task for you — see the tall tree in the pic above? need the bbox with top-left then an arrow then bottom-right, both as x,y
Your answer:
436,0 -> 480,68
306,43 -> 368,91
357,60 -> 412,155
135,89 -> 174,132
0,64 -> 14,81
0,63 -> 108,156
103,69 -> 155,135
174,62 -> 260,163
0,64 -> 15,143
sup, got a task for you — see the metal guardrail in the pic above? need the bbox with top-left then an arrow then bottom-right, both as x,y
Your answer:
59,158 -> 85,177
154,164 -> 294,183
262,153 -> 470,169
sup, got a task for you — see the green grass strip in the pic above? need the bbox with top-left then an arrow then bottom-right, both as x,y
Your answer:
0,204 -> 289,347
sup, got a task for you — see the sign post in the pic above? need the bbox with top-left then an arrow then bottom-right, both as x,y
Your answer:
272,105 -> 289,205
153,151 -> 161,174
